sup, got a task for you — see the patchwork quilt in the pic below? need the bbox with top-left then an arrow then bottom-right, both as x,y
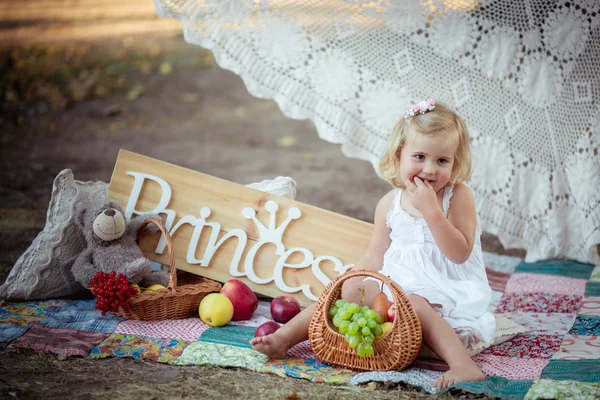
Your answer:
1,258 -> 599,400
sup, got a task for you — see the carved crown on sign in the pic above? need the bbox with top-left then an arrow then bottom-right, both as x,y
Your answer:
242,200 -> 301,256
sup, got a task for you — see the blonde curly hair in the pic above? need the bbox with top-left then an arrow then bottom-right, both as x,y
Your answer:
378,102 -> 472,188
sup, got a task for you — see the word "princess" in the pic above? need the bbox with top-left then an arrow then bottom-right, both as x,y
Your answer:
122,172 -> 353,301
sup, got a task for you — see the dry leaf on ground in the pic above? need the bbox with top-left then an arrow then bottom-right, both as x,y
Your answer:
277,135 -> 296,147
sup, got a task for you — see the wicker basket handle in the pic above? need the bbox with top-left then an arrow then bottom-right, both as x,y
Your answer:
326,270 -> 406,305
136,217 -> 177,292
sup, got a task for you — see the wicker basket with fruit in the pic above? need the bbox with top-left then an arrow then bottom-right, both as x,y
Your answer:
91,217 -> 221,321
308,270 -> 422,371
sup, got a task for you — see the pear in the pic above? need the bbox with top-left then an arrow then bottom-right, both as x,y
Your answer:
372,291 -> 390,323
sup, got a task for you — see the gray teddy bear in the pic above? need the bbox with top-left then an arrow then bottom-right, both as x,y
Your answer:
71,199 -> 170,289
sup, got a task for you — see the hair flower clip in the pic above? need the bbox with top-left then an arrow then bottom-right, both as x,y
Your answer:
405,98 -> 436,118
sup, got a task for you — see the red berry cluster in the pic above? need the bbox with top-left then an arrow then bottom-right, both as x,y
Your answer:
90,271 -> 138,315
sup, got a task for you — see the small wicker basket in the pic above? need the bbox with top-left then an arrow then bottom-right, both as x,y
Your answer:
114,217 -> 222,321
308,270 -> 422,371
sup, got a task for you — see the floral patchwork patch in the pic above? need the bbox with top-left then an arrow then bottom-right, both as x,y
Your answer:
0,300 -> 61,325
525,378 -> 600,400
174,341 -> 268,371
482,334 -> 563,359
496,292 -> 581,314
568,315 -> 600,336
89,333 -> 188,364
260,357 -> 355,384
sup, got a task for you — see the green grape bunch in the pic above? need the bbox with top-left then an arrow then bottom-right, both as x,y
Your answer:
327,289 -> 386,357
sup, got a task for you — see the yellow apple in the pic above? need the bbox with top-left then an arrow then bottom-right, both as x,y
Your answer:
378,322 -> 393,338
144,284 -> 166,292
199,293 -> 234,327
129,283 -> 142,294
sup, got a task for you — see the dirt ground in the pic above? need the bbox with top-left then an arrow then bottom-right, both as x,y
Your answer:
0,25 -> 524,400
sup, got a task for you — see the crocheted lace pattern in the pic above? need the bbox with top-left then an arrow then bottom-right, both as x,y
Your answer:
154,0 -> 599,263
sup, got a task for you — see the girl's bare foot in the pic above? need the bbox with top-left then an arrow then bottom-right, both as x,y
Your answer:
250,332 -> 289,359
432,362 -> 485,389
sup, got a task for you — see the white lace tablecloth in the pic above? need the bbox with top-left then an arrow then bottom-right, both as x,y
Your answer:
154,0 -> 600,263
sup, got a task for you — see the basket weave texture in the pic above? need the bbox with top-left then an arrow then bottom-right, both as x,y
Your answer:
114,217 -> 221,321
308,270 -> 422,372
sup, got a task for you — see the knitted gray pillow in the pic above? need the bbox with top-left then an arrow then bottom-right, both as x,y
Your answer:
0,170 -> 108,300
0,171 -> 297,301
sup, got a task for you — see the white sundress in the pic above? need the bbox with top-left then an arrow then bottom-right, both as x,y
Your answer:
378,185 -> 496,349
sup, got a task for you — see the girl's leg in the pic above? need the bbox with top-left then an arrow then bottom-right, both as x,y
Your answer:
341,276 -> 381,306
408,295 -> 484,388
251,276 -> 380,358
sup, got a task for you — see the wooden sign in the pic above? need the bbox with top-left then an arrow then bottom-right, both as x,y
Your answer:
107,150 -> 373,307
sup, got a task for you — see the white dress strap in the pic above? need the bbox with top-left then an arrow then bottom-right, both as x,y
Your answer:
442,185 -> 454,217
385,189 -> 402,229
393,189 -> 402,215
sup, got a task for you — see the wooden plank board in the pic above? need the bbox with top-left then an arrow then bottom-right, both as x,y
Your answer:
107,150 -> 373,306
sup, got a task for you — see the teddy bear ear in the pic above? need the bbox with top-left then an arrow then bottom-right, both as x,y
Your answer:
75,200 -> 103,230
104,200 -> 124,213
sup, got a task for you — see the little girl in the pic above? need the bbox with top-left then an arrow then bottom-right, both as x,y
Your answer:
251,99 -> 495,389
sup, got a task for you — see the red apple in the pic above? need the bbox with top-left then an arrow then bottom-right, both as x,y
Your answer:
220,279 -> 258,321
270,295 -> 301,323
387,302 -> 397,323
254,321 -> 281,338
